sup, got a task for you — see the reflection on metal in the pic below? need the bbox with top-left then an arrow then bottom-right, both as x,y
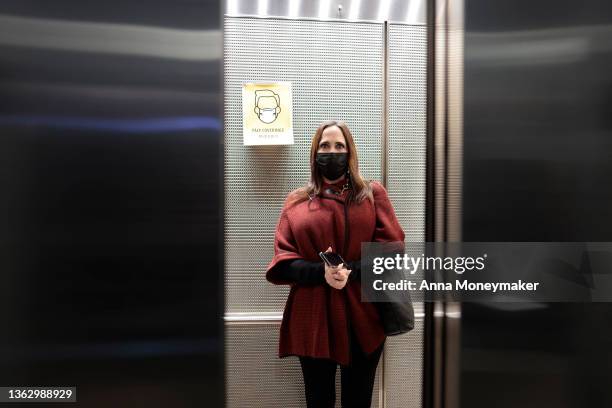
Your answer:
379,349 -> 385,408
0,115 -> 221,133
381,21 -> 389,188
467,30 -> 589,66
0,14 -> 221,60
444,0 -> 463,402
224,312 -> 283,324
428,0 -> 463,408
225,0 -> 427,24
225,311 -> 427,322
446,0 -> 463,247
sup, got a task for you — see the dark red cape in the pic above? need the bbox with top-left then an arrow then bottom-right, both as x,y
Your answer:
266,180 -> 405,365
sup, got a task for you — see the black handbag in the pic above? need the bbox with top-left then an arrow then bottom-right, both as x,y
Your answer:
352,251 -> 415,335
374,297 -> 415,336
368,203 -> 415,336
362,248 -> 414,336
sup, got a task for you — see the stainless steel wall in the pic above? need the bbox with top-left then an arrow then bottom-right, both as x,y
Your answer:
0,1 -> 224,407
385,23 -> 427,408
461,0 -> 612,407
224,13 -> 427,408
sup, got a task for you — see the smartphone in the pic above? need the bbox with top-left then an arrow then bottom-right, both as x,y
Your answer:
319,251 -> 346,267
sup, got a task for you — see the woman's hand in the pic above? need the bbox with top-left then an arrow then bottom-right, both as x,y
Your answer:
323,247 -> 352,290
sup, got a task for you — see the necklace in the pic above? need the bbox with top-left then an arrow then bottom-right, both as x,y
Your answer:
326,181 -> 351,196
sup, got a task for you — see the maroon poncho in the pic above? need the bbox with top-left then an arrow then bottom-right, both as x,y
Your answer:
266,180 -> 405,365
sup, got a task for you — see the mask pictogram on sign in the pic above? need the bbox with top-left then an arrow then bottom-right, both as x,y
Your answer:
254,89 -> 281,124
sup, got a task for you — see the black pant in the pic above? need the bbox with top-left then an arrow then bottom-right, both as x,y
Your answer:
298,333 -> 384,408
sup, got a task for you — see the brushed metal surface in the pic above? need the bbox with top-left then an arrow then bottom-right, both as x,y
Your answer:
384,22 -> 428,408
383,318 -> 426,408
0,1 -> 224,406
462,0 -> 612,407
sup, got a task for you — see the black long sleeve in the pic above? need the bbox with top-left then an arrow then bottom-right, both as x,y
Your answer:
276,259 -> 326,285
346,259 -> 362,282
276,258 -> 363,284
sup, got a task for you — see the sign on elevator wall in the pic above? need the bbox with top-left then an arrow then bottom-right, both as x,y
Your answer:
242,82 -> 294,145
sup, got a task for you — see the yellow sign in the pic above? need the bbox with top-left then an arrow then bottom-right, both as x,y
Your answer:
242,82 -> 294,145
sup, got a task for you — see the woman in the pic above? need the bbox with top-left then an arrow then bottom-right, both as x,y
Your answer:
266,120 -> 405,408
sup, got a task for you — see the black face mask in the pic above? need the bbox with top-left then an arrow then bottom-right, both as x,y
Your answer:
316,153 -> 348,181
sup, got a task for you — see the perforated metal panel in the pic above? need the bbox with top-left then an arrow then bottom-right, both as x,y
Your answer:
224,17 -> 384,313
387,23 -> 427,245
226,322 -> 381,408
384,23 -> 427,408
383,317 -> 425,408
224,16 -> 427,408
